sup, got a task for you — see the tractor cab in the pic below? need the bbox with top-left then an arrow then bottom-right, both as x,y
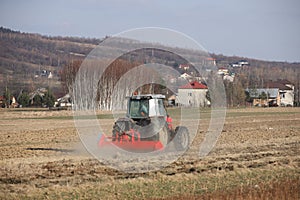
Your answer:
127,94 -> 167,121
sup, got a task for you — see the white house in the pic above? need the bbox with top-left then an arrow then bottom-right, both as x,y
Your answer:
265,80 -> 294,106
202,57 -> 216,66
223,74 -> 234,82
179,73 -> 193,80
230,60 -> 249,68
54,94 -> 72,108
230,63 -> 241,68
217,67 -> 229,75
177,81 -> 209,107
48,71 -> 53,79
238,60 -> 249,66
179,64 -> 190,71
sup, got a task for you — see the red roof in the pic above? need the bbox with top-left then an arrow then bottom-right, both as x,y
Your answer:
274,79 -> 292,85
218,67 -> 228,70
179,81 -> 208,89
264,82 -> 292,90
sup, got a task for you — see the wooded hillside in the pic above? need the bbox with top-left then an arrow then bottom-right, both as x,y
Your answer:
1,27 -> 299,106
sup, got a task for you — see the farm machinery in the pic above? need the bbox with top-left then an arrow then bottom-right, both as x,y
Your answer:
98,94 -> 190,152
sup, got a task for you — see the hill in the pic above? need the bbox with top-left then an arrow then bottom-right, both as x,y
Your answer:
0,27 -> 100,97
0,27 -> 299,103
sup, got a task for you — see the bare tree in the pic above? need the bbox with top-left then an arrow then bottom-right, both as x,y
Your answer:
60,60 -> 82,95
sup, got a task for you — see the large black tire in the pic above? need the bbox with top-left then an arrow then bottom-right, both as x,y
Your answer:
174,126 -> 190,151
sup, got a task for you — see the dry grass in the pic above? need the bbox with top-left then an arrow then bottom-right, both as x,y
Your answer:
166,178 -> 300,200
2,168 -> 297,200
0,107 -> 299,199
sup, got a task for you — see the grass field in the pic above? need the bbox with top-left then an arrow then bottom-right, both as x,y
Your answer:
0,107 -> 299,199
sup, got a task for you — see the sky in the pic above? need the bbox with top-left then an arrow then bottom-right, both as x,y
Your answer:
0,0 -> 299,62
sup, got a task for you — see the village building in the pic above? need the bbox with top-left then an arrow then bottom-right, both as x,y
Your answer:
230,60 -> 249,68
217,67 -> 229,76
265,80 -> 294,106
177,81 -> 209,107
178,64 -> 190,71
0,95 -> 18,108
54,94 -> 72,108
202,57 -> 216,66
247,79 -> 294,107
223,74 -> 234,82
179,73 -> 193,80
11,96 -> 18,108
167,94 -> 177,107
247,88 -> 280,107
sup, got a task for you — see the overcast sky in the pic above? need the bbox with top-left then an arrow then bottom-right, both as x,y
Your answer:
1,0 -> 299,62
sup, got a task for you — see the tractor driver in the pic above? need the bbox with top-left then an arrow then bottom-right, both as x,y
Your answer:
139,101 -> 149,117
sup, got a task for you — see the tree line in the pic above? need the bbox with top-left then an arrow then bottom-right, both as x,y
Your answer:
63,58 -> 300,109
1,88 -> 55,108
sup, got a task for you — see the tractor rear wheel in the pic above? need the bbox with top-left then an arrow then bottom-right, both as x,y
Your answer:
174,126 -> 190,151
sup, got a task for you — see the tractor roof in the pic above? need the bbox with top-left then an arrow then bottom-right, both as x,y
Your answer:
128,94 -> 165,100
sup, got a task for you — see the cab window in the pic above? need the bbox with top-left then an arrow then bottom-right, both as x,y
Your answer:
129,99 -> 149,118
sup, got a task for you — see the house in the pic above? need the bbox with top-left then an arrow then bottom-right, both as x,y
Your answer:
54,94 -> 72,108
177,81 -> 209,107
264,80 -> 294,106
238,60 -> 249,66
11,96 -> 18,108
179,64 -> 190,71
41,70 -> 48,77
223,74 -> 234,82
0,95 -> 18,108
217,67 -> 229,75
35,70 -> 53,78
230,63 -> 241,68
247,80 -> 294,107
167,94 -> 177,107
179,73 -> 193,80
203,57 -> 216,66
247,88 -> 280,107
230,60 -> 249,68
48,71 -> 53,79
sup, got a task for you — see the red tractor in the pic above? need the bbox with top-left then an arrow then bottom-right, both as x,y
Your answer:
98,94 -> 190,152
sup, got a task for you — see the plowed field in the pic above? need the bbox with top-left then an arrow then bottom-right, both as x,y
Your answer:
0,107 -> 299,199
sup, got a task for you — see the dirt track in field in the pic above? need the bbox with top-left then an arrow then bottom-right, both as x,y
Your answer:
0,107 -> 299,199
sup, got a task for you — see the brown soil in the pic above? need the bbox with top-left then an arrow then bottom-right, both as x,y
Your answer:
0,107 -> 299,199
